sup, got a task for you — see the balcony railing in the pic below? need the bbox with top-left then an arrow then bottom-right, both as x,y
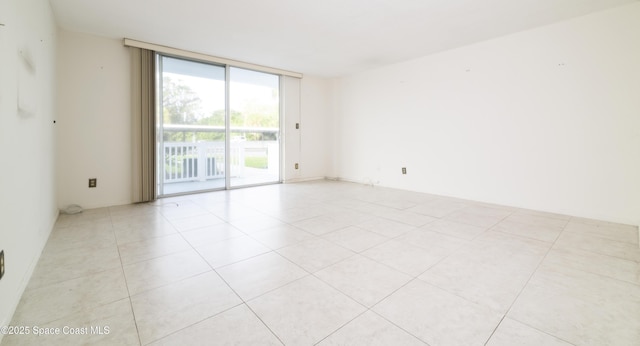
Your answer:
163,141 -> 243,182
163,140 -> 279,184
162,125 -> 279,185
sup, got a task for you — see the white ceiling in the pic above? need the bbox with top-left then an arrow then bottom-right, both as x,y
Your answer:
49,0 -> 637,77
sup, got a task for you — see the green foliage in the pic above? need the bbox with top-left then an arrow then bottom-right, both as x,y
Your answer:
199,109 -> 225,126
162,76 -> 279,142
245,156 -> 268,169
162,76 -> 201,125
162,76 -> 201,142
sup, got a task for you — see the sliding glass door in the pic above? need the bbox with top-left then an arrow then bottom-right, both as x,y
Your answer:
157,56 -> 280,196
229,67 -> 281,187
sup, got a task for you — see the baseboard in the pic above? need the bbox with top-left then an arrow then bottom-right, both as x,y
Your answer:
330,176 -> 376,186
283,176 -> 327,183
326,176 -> 640,229
0,210 -> 59,344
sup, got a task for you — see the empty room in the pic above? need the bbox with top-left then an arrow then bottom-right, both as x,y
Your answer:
1,0 -> 639,345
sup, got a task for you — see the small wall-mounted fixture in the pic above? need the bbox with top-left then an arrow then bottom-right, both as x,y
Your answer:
0,250 -> 5,280
89,178 -> 97,188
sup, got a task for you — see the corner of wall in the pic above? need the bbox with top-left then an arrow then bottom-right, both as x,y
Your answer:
56,30 -> 133,210
0,0 -> 60,340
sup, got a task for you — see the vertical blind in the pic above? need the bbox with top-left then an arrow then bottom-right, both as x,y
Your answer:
131,47 -> 156,202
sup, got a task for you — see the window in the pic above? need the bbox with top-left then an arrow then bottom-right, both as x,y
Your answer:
157,56 -> 281,195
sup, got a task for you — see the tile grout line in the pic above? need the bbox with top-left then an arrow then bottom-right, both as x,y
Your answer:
109,207 -> 144,346
140,198 -> 248,343
211,214 -> 407,345
132,200 -> 246,345
300,239 -> 430,345
242,302 -> 287,346
165,208 -> 288,345
321,210 -> 468,345
481,217 -> 572,345
363,276 -> 438,345
311,309 -> 371,346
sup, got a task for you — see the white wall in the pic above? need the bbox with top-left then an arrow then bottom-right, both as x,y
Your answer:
282,76 -> 332,183
57,30 -> 132,209
283,76 -> 302,181
0,0 -> 58,337
330,3 -> 640,225
299,76 -> 330,180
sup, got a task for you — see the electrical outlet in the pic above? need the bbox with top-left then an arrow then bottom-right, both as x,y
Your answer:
89,178 -> 97,188
402,167 -> 407,174
295,163 -> 299,170
0,250 -> 5,280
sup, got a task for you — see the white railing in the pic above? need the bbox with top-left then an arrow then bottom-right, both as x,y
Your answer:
163,141 -> 245,183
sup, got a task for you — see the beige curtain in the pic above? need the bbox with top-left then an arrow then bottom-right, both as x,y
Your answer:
131,47 -> 156,202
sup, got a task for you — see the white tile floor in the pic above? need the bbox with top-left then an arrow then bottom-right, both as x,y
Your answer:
3,180 -> 640,345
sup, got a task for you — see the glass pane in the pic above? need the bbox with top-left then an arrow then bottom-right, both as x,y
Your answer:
229,67 -> 280,187
159,56 -> 226,195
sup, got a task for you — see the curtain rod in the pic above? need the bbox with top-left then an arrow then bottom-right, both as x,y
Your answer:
124,38 -> 303,79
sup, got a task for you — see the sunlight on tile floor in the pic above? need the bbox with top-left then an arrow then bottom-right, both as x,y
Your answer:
3,180 -> 639,345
